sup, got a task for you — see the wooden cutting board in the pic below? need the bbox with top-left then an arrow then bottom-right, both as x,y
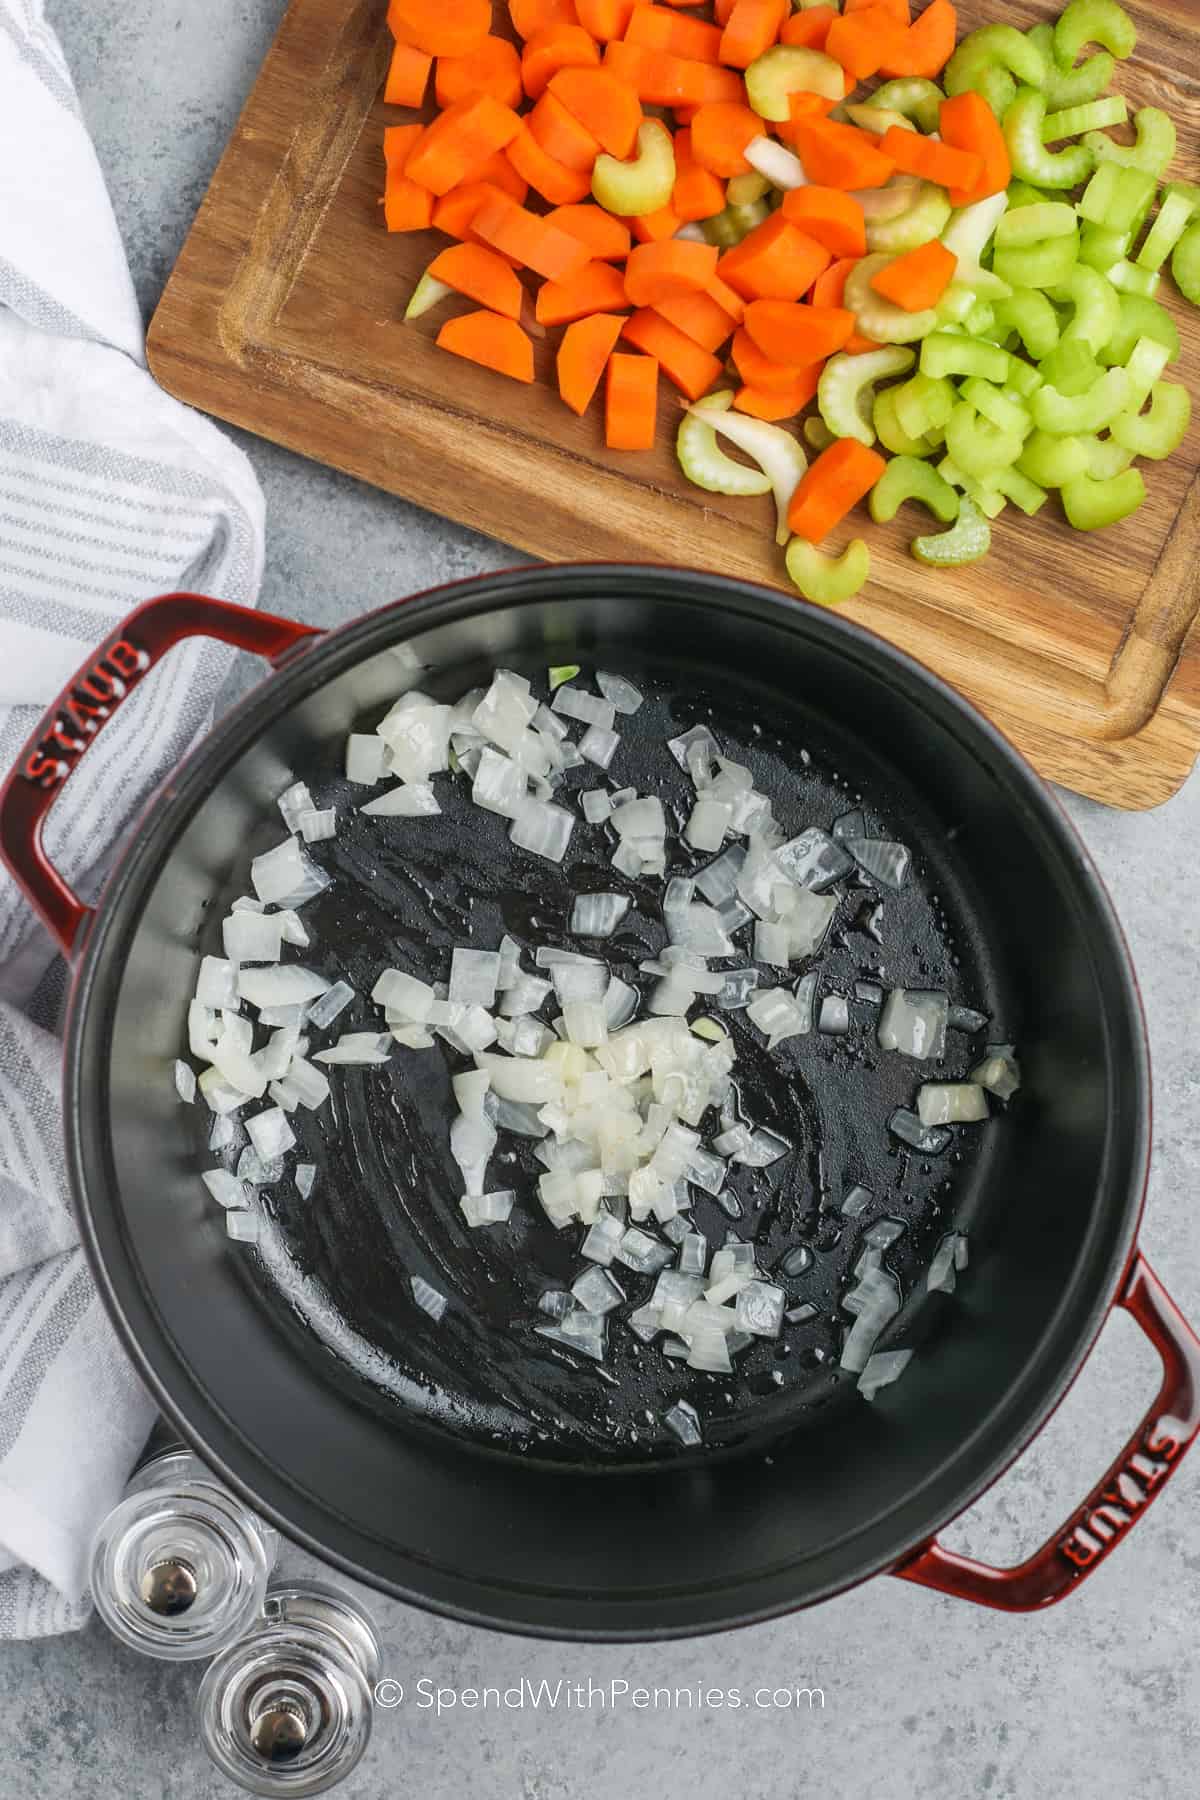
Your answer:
147,0 -> 1200,809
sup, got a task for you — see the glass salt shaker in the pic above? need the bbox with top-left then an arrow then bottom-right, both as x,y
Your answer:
197,1580 -> 381,1795
90,1426 -> 279,1660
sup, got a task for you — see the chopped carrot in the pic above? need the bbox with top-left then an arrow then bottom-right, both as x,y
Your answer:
844,330 -> 882,353
508,122 -> 594,202
880,125 -> 981,192
405,94 -> 523,195
537,259 -> 631,323
788,438 -> 886,540
731,327 -> 816,392
878,0 -> 956,78
574,0 -> 643,40
622,309 -> 723,398
810,254 -> 858,308
521,25 -> 600,98
719,0 -> 788,69
707,273 -> 745,321
602,42 -> 744,105
388,0 -> 491,57
689,101 -> 763,177
437,309 -> 536,381
780,188 -> 866,258
672,129 -> 727,221
626,6 -> 724,61
786,118 -> 896,189
428,242 -> 526,318
509,0 -> 579,40
530,90 -> 603,168
385,40 -> 433,106
845,0 -> 908,19
719,215 -> 831,302
629,205 -> 683,240
734,373 -> 820,419
625,239 -> 719,305
606,352 -> 659,448
713,0 -> 736,24
653,287 -> 738,350
547,67 -> 643,157
743,298 -> 854,362
432,171 -> 527,238
472,192 -> 593,280
558,312 -> 627,413
869,238 -> 957,310
546,203 -> 633,260
825,7 -> 906,80
383,125 -> 434,231
436,37 -> 524,109
775,91 -> 840,148
938,90 -> 1011,204
779,5 -> 837,47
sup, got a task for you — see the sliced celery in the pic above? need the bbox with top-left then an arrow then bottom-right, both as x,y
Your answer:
1043,96 -> 1127,141
1085,109 -> 1176,180
938,457 -> 1008,517
726,172 -> 771,207
1082,435 -> 1133,479
1078,224 -> 1130,273
845,256 -> 941,345
1005,359 -> 1044,399
921,333 -> 1011,383
869,456 -> 959,524
1053,0 -> 1136,65
785,538 -> 870,606
1107,260 -> 1160,299
992,233 -> 1079,290
994,202 -> 1078,247
912,495 -> 992,564
702,209 -> 745,250
803,416 -> 836,453
1076,162 -> 1156,233
1110,383 -> 1192,459
593,121 -> 675,217
690,398 -> 808,546
1136,192 -> 1195,272
1061,468 -> 1146,529
745,47 -> 844,121
964,300 -> 997,338
870,79 -> 944,136
677,393 -> 774,497
1099,293 -> 1180,366
1005,180 -> 1051,210
988,464 -> 1048,514
1017,429 -> 1091,487
874,387 -> 938,456
1039,339 -> 1102,394
937,283 -> 980,326
893,372 -> 957,440
844,104 -> 915,138
991,288 -> 1060,359
945,27 -> 1047,120
945,402 -> 1027,479
1171,222 -> 1200,306
818,347 -> 915,447
865,184 -> 952,256
940,193 -> 1013,299
1003,88 -> 1095,190
1122,335 -> 1172,410
960,378 -> 1031,436
1032,29 -> 1115,114
1052,265 -> 1121,353
1030,367 -> 1132,434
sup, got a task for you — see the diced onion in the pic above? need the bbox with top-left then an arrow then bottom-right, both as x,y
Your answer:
744,134 -> 808,190
571,893 -> 630,937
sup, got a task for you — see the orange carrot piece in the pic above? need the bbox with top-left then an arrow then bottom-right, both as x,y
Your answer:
521,24 -> 600,97
547,67 -> 643,158
653,288 -> 737,350
787,118 -> 896,189
383,124 -> 434,231
388,0 -> 491,57
509,0 -> 579,40
880,125 -> 981,192
575,0 -> 643,41
869,237 -> 956,310
707,273 -> 745,321
436,36 -> 524,109
530,90 -> 603,169
437,309 -> 536,382
825,7 -> 906,81
629,205 -> 683,241
844,330 -> 882,353
775,91 -> 840,148
602,42 -> 744,105
626,6 -> 723,61
427,242 -> 526,319
719,216 -> 831,301
508,123 -> 594,202
558,312 -> 627,413
878,0 -> 956,78
731,326 -> 816,392
546,204 -> 633,260
432,170 -> 528,237
788,438 -> 885,539
689,101 -> 763,177
624,239 -> 719,306
405,94 -> 523,195
719,0 -> 788,70
938,90 -> 1011,205
472,192 -> 593,280
810,254 -> 858,308
385,40 -> 433,105
845,0 -> 908,19
606,352 -> 659,448
734,372 -> 820,418
780,187 -> 866,258
672,129 -> 727,221
714,0 -> 736,24
537,260 -> 632,324
743,298 -> 854,362
779,4 -> 837,47
621,308 -> 723,398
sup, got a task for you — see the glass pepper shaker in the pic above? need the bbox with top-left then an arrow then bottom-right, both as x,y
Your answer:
90,1428 -> 279,1660
197,1580 -> 381,1795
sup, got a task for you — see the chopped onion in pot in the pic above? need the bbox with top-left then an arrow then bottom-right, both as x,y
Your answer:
832,808 -> 865,841
299,807 -> 337,843
859,1348 -> 913,1399
917,1083 -> 989,1126
603,975 -> 638,1029
889,1107 -> 952,1154
286,1058 -> 330,1110
596,672 -> 643,715
927,1234 -> 959,1295
313,1031 -> 393,1065
196,956 -> 240,1012
818,994 -> 850,1035
509,797 -> 574,864
449,948 -> 501,1007
471,747 -> 527,818
571,893 -> 630,938
972,1048 -> 1021,1098
345,734 -> 386,785
581,789 -> 612,824
251,837 -> 319,906
173,1059 -> 197,1104
362,782 -> 441,818
845,837 -> 910,890
226,1211 -> 261,1244
774,828 -> 855,892
877,988 -> 949,1060
202,1168 -> 248,1209
572,1266 -> 625,1315
411,1275 -> 448,1322
306,980 -> 354,1031
948,1004 -> 989,1033
460,1189 -> 514,1228
238,965 -> 330,1010
222,911 -> 284,964
580,723 -> 620,769
208,1113 -> 236,1152
663,1399 -> 702,1446
840,1183 -> 873,1217
245,1106 -> 295,1162
499,972 -> 553,1017
551,686 -> 616,729
685,798 -> 732,853
278,781 -> 314,833
717,968 -> 759,1010
295,1164 -> 317,1200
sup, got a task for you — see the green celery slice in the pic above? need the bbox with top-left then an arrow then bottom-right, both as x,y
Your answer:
874,387 -> 938,456
1031,367 -> 1132,433
937,282 -> 979,326
1061,468 -> 1146,529
818,347 -> 915,446
1077,163 -> 1157,234
1078,224 -> 1130,272
988,464 -> 1048,514
1003,88 -> 1095,189
994,202 -> 1078,247
991,288 -> 1060,359
1043,96 -> 1127,141
785,538 -> 870,606
1039,339 -> 1102,394
803,416 -> 836,453
1107,260 -> 1161,298
921,333 -> 1011,382
964,300 -> 999,338
1005,359 -> 1044,399
676,393 -> 774,497
870,79 -> 944,135
1136,191 -> 1197,272
593,121 -> 675,216
688,397 -> 808,545
745,46 -> 844,120
844,104 -> 917,137
1017,429 -> 1092,486
1122,335 -> 1171,410
960,378 -> 1031,435
945,26 -> 1047,120
865,184 -> 952,256
869,456 -> 960,524
1099,293 -> 1180,365
912,494 -> 992,564
992,233 -> 1080,290
1051,265 -> 1121,352
1053,0 -> 1136,65
1110,382 -> 1192,458
845,255 -> 940,344
1085,109 -> 1176,180
1081,435 -> 1133,478
1025,23 -> 1113,112
945,401 -> 1027,478
939,456 -> 1008,517
727,172 -> 771,206
1171,222 -> 1200,305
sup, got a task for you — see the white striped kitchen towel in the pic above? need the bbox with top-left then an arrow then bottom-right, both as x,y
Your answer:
0,0 -> 265,1635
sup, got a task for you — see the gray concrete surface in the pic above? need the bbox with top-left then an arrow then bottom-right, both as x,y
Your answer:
0,2 -> 1197,1794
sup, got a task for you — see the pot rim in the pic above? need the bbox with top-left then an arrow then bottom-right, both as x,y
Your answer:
62,563 -> 1151,1638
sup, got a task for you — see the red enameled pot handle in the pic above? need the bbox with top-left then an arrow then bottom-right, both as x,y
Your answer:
894,1252 -> 1200,1610
0,591 -> 320,958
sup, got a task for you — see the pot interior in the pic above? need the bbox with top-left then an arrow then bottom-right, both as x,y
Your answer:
71,571 -> 1147,1634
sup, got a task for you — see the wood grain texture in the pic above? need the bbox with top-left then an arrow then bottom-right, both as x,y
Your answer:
147,0 -> 1200,808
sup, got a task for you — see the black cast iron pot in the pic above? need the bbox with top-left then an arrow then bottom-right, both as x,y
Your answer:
2,566 -> 1197,1638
